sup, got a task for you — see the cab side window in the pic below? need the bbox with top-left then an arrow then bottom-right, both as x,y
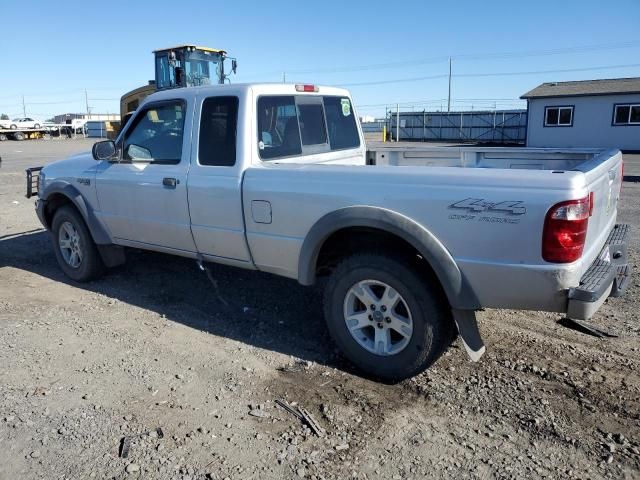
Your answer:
123,101 -> 185,163
199,96 -> 239,166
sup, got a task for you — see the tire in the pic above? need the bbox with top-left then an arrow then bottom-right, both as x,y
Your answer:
51,205 -> 105,282
0,134 -> 6,142
323,253 -> 454,381
10,124 -> 17,129
13,132 -> 24,141
34,123 -> 40,129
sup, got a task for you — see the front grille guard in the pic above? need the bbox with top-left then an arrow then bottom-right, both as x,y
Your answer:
25,166 -> 43,198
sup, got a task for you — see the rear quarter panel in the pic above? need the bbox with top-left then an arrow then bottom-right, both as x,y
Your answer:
242,163 -> 595,311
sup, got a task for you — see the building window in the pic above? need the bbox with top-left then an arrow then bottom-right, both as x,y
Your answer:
613,104 -> 640,126
544,106 -> 573,127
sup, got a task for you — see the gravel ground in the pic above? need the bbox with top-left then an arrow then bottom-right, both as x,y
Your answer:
1,138 -> 639,480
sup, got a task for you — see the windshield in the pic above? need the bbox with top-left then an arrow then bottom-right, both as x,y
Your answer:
184,50 -> 222,86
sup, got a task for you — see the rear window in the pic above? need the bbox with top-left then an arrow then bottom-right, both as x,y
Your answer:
257,96 -> 302,160
298,103 -> 327,146
257,95 -> 360,160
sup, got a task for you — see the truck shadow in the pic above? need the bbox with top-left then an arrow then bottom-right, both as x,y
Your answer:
1,230 -> 350,373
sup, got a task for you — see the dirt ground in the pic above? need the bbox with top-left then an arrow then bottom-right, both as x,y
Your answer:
1,138 -> 639,480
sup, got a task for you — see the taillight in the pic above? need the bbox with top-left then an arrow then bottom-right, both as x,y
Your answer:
542,196 -> 590,263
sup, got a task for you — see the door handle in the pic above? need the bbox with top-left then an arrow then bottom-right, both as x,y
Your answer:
162,177 -> 178,188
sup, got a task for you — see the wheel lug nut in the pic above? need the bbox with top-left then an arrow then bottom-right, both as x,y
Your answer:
381,306 -> 387,312
370,305 -> 376,311
368,315 -> 373,321
385,317 -> 391,323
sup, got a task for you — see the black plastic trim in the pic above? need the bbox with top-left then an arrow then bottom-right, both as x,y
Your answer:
297,206 -> 480,310
40,181 -> 112,245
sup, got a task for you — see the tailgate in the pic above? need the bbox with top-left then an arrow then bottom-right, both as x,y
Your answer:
579,149 -> 624,271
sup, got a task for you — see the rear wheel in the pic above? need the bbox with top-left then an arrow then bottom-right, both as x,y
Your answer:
51,205 -> 105,282
34,123 -> 40,129
323,253 -> 454,381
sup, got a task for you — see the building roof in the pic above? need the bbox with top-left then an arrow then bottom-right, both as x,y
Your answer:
520,77 -> 640,99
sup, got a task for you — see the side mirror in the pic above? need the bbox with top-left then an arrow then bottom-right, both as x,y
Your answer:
92,140 -> 117,161
231,59 -> 237,74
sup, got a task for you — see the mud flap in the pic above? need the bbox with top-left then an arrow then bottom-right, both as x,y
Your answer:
97,245 -> 126,268
452,309 -> 485,362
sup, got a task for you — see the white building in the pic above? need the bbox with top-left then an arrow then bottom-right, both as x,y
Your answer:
53,113 -> 120,124
521,77 -> 640,151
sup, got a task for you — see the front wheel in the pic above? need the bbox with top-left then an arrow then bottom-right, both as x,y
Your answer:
51,205 -> 105,282
323,253 -> 454,381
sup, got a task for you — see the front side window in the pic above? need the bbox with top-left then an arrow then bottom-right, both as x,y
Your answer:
613,104 -> 640,125
544,106 -> 573,126
155,55 -> 177,89
123,101 -> 185,163
199,96 -> 238,166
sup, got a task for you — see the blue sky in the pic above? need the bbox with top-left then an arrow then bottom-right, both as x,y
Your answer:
1,0 -> 639,119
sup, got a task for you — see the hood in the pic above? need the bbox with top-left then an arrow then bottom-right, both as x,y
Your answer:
42,151 -> 99,180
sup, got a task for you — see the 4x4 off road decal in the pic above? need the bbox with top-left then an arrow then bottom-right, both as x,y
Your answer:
448,198 -> 526,224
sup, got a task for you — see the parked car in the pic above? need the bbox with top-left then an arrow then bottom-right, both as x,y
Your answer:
25,83 -> 630,381
9,117 -> 43,129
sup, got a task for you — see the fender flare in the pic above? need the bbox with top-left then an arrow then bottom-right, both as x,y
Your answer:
40,181 -> 112,245
297,206 -> 480,310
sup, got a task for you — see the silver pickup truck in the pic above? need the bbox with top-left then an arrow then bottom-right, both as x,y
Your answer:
26,83 -> 630,381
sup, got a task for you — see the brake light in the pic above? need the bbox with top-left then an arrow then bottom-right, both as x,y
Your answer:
295,84 -> 319,92
542,196 -> 590,263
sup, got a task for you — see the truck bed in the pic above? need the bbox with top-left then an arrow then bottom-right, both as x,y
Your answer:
366,146 -> 616,172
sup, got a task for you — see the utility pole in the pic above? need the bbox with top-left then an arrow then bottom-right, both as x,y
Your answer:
447,57 -> 452,113
22,95 -> 26,116
396,103 -> 400,142
85,89 -> 90,119
282,72 -> 286,83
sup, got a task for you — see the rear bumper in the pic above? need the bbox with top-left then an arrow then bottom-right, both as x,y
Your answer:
567,224 -> 631,320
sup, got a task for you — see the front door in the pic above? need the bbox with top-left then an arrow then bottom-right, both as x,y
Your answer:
95,99 -> 196,254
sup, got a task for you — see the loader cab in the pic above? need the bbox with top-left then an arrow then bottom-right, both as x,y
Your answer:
154,45 -> 232,89
120,45 -> 237,128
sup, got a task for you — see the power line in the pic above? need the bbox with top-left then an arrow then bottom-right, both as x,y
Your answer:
456,63 -> 640,78
261,40 -> 640,77
340,62 -> 640,87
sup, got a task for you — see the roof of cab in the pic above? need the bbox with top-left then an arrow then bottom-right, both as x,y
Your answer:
153,45 -> 226,55
143,83 -> 352,103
